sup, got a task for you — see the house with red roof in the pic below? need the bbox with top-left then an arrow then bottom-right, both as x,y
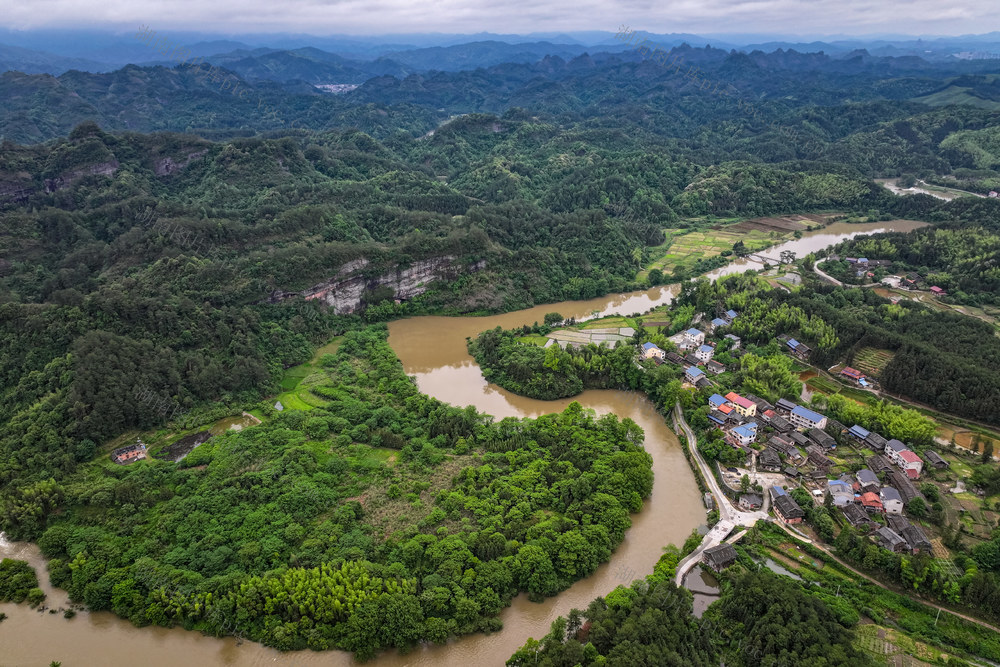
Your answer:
898,450 -> 923,478
840,367 -> 865,382
724,391 -> 757,417
929,286 -> 946,296
859,491 -> 884,514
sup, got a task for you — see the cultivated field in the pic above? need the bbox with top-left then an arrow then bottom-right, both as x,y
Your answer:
639,213 -> 838,280
852,347 -> 895,378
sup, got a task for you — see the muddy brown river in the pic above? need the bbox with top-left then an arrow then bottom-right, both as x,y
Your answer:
0,218 -> 928,666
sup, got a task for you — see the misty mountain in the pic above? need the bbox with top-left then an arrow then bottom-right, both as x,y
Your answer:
383,40 -> 628,71
0,43 -> 113,75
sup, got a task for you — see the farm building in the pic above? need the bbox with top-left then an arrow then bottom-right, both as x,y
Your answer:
925,450 -> 948,469
808,427 -> 836,450
703,544 -> 738,571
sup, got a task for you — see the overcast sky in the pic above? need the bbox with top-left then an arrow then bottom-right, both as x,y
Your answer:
4,0 -> 998,37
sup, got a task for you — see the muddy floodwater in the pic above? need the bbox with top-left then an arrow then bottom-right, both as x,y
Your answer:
0,217 -> 930,666
702,219 -> 930,281
682,565 -> 721,617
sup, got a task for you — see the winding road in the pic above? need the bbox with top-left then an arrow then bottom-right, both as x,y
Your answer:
812,261 -> 844,286
673,403 -> 768,585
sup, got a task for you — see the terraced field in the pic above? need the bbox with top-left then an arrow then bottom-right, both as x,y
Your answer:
274,336 -> 343,411
853,347 -> 895,378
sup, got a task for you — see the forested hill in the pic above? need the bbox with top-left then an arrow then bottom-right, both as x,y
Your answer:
5,91 -> 1000,502
3,43 -> 1000,151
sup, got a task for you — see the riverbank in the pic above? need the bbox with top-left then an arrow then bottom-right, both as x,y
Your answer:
0,216 -> 934,667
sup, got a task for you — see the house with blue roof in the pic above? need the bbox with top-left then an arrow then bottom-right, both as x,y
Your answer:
695,344 -> 715,363
784,337 -> 812,359
685,365 -> 705,383
709,393 -> 728,409
848,425 -> 871,441
790,405 -> 827,430
725,309 -> 738,321
728,423 -> 758,447
670,327 -> 706,350
640,342 -> 665,361
710,317 -> 728,331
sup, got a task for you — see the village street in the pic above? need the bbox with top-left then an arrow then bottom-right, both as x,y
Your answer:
673,403 -> 769,585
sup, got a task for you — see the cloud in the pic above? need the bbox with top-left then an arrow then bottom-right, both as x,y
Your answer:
3,0 -> 995,35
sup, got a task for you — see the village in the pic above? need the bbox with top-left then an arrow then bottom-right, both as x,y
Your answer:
630,306 -> 991,576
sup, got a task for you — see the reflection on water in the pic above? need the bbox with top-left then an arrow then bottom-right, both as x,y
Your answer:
683,565 -> 721,617
759,558 -> 803,581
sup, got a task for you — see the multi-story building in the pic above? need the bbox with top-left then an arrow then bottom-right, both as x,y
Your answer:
789,405 -> 827,430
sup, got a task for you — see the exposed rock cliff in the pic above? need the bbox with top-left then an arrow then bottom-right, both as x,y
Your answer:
44,159 -> 120,192
269,256 -> 486,314
154,150 -> 208,176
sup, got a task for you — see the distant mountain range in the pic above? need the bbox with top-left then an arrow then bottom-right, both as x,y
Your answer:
3,27 -> 1000,81
0,43 -> 114,75
6,41 -> 1000,146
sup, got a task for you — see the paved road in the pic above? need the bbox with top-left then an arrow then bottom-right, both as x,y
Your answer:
673,403 -> 768,585
675,519 -> 735,585
812,261 -> 844,286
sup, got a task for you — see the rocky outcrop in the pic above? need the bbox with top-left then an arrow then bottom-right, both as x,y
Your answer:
0,183 -> 35,204
44,159 -> 120,192
154,150 -> 208,176
269,256 -> 486,314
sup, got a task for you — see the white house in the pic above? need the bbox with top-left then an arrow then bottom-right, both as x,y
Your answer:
789,405 -> 827,430
880,487 -> 904,514
898,450 -> 923,478
727,423 -> 757,447
884,439 -> 908,465
673,327 -> 705,350
694,344 -> 715,363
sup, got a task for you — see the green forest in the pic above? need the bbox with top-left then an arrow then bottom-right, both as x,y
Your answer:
4,36 -> 1000,664
28,327 -> 654,657
507,563 -> 872,666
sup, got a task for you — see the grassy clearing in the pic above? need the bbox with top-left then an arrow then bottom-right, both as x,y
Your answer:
806,375 -> 841,394
516,334 -> 550,346
274,391 -> 316,411
272,335 -> 344,412
855,624 -> 955,665
358,453 -> 476,540
581,317 -> 632,329
639,223 -> 777,279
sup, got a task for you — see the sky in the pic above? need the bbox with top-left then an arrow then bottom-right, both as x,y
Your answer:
3,0 -> 999,37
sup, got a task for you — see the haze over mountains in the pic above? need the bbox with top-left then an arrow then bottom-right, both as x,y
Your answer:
4,27 -> 1000,78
